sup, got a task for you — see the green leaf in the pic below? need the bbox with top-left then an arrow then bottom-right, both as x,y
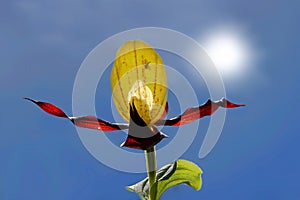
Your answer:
126,159 -> 202,200
126,177 -> 149,200
126,163 -> 176,199
151,159 -> 202,199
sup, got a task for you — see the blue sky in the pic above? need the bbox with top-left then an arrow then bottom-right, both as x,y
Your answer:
1,0 -> 300,199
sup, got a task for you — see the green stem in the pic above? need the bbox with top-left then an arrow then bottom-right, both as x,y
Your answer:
145,146 -> 157,200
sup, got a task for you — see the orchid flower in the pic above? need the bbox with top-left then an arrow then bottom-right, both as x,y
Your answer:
26,40 -> 244,200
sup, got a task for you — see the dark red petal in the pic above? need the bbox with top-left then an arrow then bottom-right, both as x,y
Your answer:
25,98 -> 128,131
122,102 -> 168,150
121,130 -> 168,150
70,116 -> 129,131
24,97 -> 68,118
155,98 -> 245,126
159,102 -> 169,120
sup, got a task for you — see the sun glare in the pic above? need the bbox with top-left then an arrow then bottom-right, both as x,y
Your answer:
203,26 -> 252,77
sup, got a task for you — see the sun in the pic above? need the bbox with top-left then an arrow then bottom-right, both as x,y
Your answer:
203,26 -> 251,77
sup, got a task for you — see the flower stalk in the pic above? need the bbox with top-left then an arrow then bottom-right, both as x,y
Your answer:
145,146 -> 157,199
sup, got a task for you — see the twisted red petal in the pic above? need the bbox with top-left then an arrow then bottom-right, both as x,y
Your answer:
155,98 -> 245,126
24,98 -> 128,131
24,97 -> 68,118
